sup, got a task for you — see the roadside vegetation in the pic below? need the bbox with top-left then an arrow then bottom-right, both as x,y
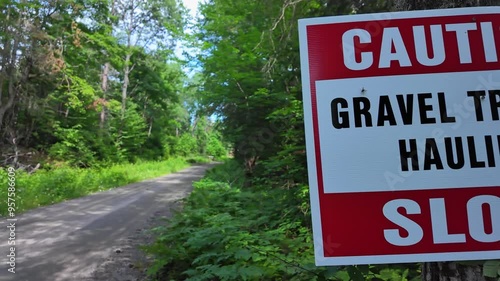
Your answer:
0,157 -> 206,216
144,161 -> 421,281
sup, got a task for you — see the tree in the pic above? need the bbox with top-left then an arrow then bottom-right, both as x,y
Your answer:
194,1 -> 499,280
113,0 -> 184,118
195,0 -> 361,176
0,0 -> 197,168
0,1 -> 63,144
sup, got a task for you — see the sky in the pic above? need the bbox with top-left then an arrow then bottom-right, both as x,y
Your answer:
182,0 -> 200,18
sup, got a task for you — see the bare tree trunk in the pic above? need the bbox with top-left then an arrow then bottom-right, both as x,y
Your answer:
391,1 -> 498,280
422,262 -> 485,281
99,0 -> 116,130
0,14 -> 20,133
0,80 -> 16,132
121,53 -> 131,119
147,119 -> 153,137
191,116 -> 199,136
100,62 -> 110,129
121,0 -> 135,120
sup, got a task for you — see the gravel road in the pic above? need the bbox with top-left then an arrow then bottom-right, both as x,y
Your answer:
0,163 -> 216,281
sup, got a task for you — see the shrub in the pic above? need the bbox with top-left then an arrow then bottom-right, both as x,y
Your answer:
144,161 -> 421,281
144,161 -> 324,280
206,133 -> 227,158
173,133 -> 198,157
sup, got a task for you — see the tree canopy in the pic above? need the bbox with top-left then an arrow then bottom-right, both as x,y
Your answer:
0,0 -> 225,168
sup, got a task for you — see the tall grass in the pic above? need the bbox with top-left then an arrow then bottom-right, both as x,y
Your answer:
0,157 -> 190,216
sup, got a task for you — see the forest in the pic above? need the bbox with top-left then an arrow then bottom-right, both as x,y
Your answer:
0,0 -> 226,169
1,0 -> 499,280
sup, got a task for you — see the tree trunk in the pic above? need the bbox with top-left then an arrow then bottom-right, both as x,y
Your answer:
121,52 -> 131,119
100,0 -> 116,130
422,262 -> 485,281
100,62 -> 110,129
391,1 -> 497,280
147,119 -> 153,137
0,80 -> 16,132
0,13 -> 20,134
121,0 -> 135,120
191,116 -> 199,136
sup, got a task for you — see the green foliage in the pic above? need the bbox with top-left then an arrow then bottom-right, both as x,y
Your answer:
144,161 -> 318,280
0,0 -> 200,169
483,260 -> 500,279
203,160 -> 245,188
0,158 -> 189,216
186,1 -> 429,280
49,124 -> 98,167
115,102 -> 149,160
185,156 -> 212,164
144,161 -> 420,281
172,133 -> 199,157
206,132 -> 227,159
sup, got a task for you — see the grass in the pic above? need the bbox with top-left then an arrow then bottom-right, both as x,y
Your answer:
0,157 -> 195,216
185,155 -> 213,164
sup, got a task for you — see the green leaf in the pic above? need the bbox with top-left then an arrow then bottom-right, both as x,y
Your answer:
483,260 -> 500,278
347,266 -> 366,281
234,248 -> 252,261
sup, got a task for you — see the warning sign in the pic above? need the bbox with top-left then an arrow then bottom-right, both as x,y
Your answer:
299,7 -> 500,265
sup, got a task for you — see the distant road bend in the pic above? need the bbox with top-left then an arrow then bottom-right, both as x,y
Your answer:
0,163 -> 216,281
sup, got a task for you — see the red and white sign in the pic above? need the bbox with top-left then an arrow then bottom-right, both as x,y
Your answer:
299,7 -> 500,265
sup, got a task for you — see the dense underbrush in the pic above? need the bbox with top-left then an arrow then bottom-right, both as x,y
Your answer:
145,160 -> 420,281
0,157 -> 206,216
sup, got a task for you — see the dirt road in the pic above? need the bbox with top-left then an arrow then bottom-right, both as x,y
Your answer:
0,163 -> 216,281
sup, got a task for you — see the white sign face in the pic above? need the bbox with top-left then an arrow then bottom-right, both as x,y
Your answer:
317,70 -> 500,194
299,7 -> 500,266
